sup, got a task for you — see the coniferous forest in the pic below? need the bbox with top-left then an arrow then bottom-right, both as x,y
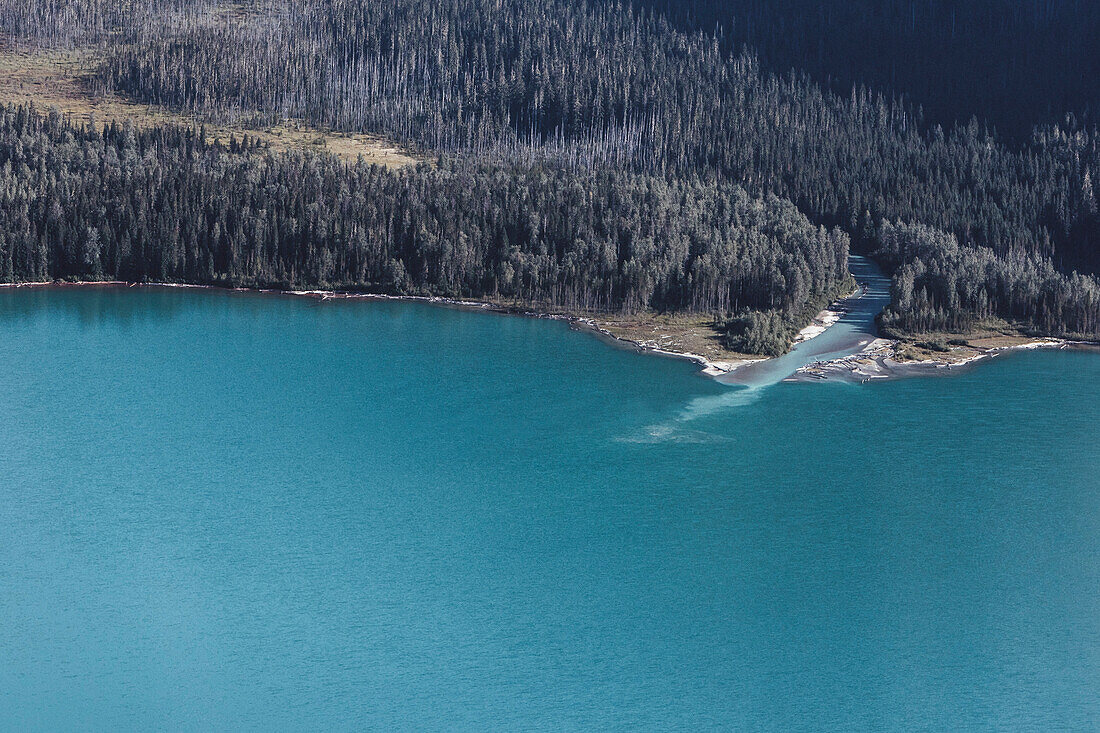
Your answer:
0,108 -> 852,351
1,0 -> 1099,347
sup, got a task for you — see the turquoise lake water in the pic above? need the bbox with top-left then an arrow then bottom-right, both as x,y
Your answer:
1,287 -> 1099,731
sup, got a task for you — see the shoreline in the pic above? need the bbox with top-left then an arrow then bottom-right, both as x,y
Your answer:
0,279 -> 754,375
5,279 -> 1096,381
791,285 -> 861,346
787,336 -> 1100,383
567,317 -> 765,377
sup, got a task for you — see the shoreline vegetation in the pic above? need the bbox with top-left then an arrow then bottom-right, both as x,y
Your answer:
8,278 -> 1092,381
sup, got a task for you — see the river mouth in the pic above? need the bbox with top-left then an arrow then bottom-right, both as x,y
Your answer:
719,255 -> 892,387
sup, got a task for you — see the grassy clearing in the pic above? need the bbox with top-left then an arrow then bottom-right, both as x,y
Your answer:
593,313 -> 758,362
889,318 -> 1054,362
0,47 -> 421,167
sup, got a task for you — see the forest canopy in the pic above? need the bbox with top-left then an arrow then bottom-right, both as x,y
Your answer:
1,0 -> 1099,346
0,106 -> 851,329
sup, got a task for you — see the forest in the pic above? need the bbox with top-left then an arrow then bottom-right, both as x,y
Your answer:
1,0 -> 1099,347
0,106 -> 851,351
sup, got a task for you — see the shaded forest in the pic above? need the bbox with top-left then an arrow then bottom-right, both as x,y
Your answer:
628,0 -> 1100,143
2,0 -> 1100,343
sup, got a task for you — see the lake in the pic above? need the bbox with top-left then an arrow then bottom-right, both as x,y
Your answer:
1,286 -> 1098,731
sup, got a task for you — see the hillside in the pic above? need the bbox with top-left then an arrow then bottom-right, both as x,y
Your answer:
1,0 -> 1098,349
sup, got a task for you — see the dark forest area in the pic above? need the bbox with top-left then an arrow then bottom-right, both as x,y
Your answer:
627,0 -> 1100,143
